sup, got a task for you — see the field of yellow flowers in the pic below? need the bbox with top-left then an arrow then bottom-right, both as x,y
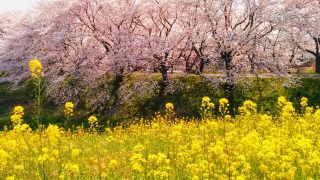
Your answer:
1,95 -> 320,179
1,59 -> 320,179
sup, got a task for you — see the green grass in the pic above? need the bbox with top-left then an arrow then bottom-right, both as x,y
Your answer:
1,74 -> 320,128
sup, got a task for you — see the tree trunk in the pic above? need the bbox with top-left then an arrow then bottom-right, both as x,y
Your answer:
159,62 -> 169,96
186,62 -> 194,74
316,54 -> 320,74
313,37 -> 320,74
111,74 -> 123,107
160,62 -> 168,83
249,56 -> 255,74
107,69 -> 124,120
185,64 -> 192,73
185,60 -> 192,73
255,73 -> 262,101
221,51 -> 235,115
198,58 -> 205,74
98,72 -> 124,124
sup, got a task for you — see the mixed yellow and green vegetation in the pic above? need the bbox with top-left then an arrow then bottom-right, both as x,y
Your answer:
1,60 -> 320,179
1,96 -> 320,179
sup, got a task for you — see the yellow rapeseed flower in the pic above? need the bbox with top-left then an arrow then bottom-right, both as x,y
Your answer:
13,164 -> 24,172
72,148 -> 81,158
64,163 -> 80,175
29,59 -> 44,78
219,98 -> 229,107
239,100 -> 257,115
301,97 -> 308,108
281,102 -> 295,118
202,96 -> 211,106
6,176 -> 15,180
208,102 -> 215,109
10,114 -> 23,126
201,96 -> 214,110
10,106 -> 24,126
165,103 -> 174,111
133,144 -> 145,152
219,98 -> 229,115
88,115 -> 98,128
13,106 -> 24,116
277,96 -> 287,107
64,102 -> 74,117
0,149 -> 10,167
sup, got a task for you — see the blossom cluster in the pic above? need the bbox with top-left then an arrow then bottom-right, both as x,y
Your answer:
64,102 -> 74,117
28,59 -> 44,78
10,106 -> 24,126
88,115 -> 98,129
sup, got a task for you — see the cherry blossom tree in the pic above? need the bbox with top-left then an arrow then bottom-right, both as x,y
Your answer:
68,0 -> 145,75
65,0 -> 148,116
177,0 -> 212,74
1,0 -> 319,115
283,0 -> 320,73
199,0 -> 286,111
0,12 -> 37,83
138,0 -> 187,89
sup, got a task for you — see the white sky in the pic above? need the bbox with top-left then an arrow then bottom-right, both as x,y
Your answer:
0,0 -> 38,12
